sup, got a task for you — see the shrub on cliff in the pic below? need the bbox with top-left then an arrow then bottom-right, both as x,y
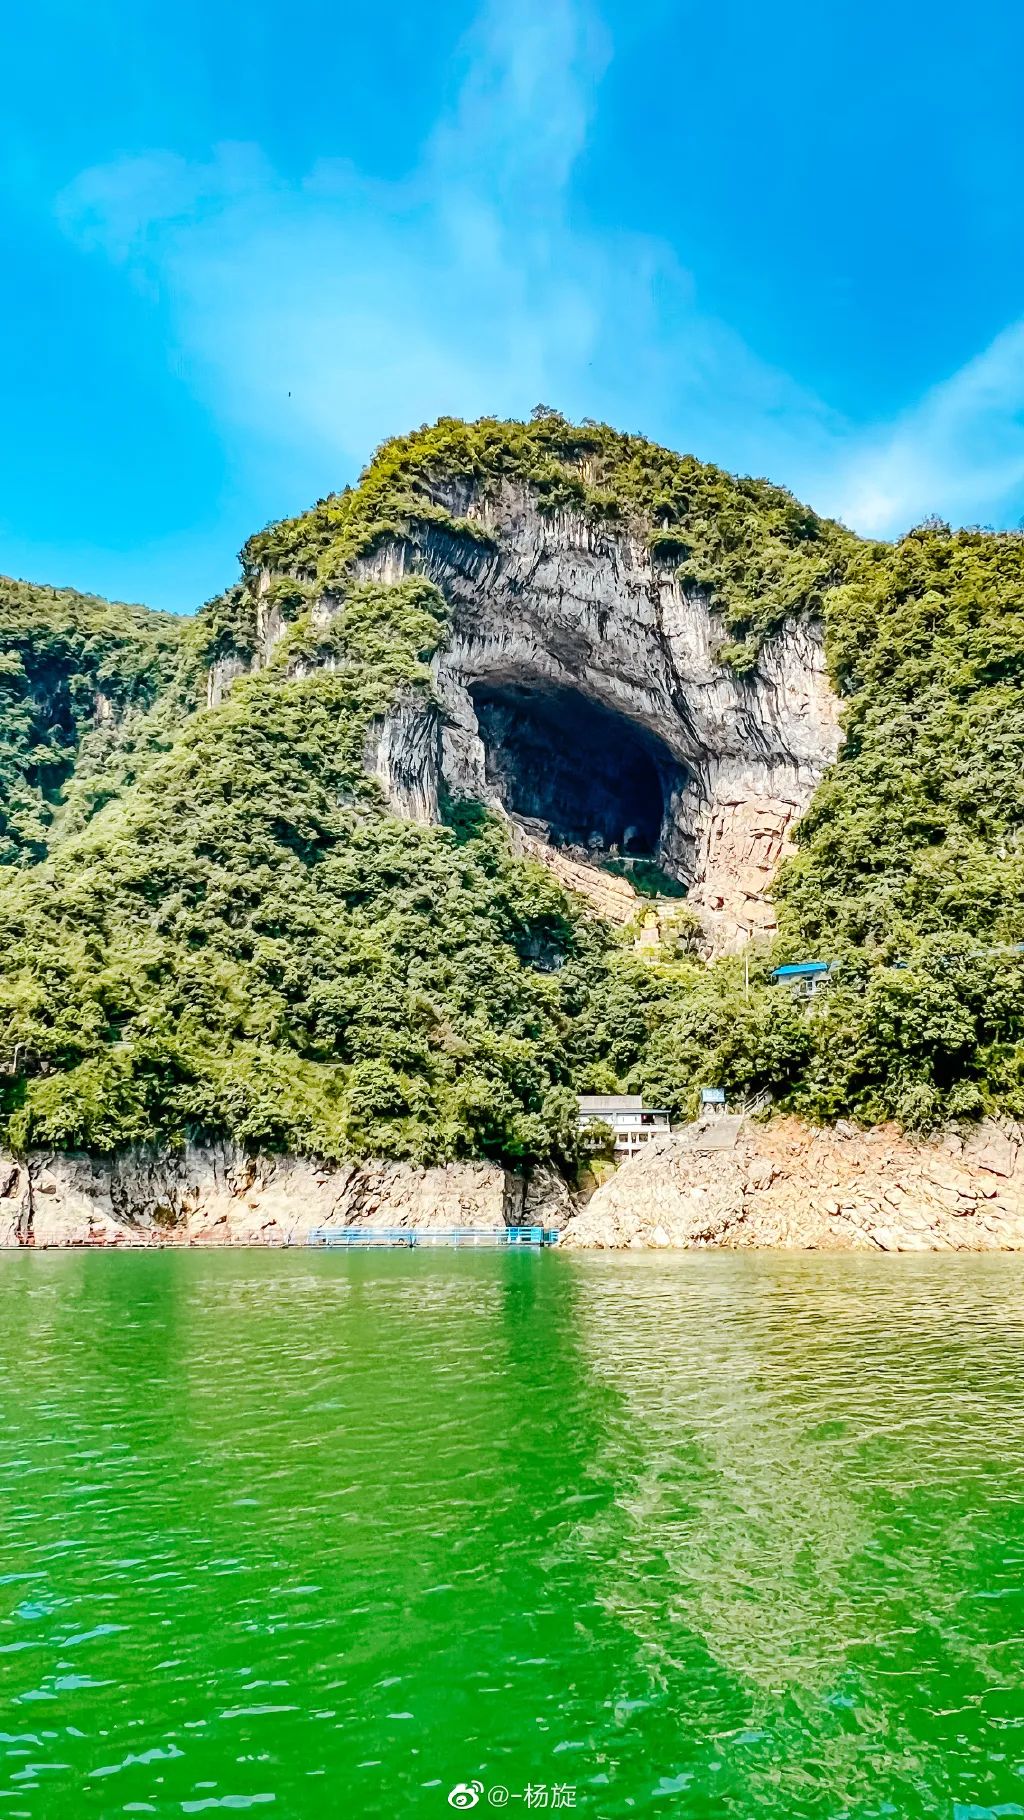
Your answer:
242,413 -> 853,662
0,576 -> 182,866
2,418 -> 1023,1158
0,572 -> 608,1165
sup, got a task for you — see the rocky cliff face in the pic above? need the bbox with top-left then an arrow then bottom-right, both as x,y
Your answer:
373,486 -> 841,949
226,482 -> 842,950
0,1146 -> 573,1248
561,1116 -> 1024,1251
7,1118 -> 1024,1251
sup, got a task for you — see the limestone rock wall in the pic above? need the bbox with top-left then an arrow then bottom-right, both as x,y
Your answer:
7,1121 -> 1024,1253
561,1116 -> 1024,1251
355,486 -> 842,950
0,1146 -> 573,1249
509,816 -> 641,922
367,694 -> 442,825
212,484 -> 842,949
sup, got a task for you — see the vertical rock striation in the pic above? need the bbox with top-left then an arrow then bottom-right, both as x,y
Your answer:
228,480 -> 843,949
364,484 -> 841,948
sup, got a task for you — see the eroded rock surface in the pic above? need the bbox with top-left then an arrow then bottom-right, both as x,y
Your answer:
222,485 -> 842,950
7,1122 -> 1024,1252
380,488 -> 840,950
561,1116 -> 1024,1251
0,1147 -> 573,1249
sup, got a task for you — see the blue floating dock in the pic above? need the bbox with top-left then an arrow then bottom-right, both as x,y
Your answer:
306,1226 -> 560,1249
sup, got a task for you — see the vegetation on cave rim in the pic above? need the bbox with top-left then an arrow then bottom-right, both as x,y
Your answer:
1,416 -> 1024,1158
0,573 -> 606,1165
602,857 -> 689,900
237,410 -> 859,670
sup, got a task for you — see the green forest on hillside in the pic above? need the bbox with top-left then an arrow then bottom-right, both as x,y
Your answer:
0,577 -> 183,868
1,415 -> 1022,1164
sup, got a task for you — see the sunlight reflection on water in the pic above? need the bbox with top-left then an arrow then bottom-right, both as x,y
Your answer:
1,1251 -> 1023,1817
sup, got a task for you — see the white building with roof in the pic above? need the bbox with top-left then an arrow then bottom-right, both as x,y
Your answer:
577,1094 -> 671,1160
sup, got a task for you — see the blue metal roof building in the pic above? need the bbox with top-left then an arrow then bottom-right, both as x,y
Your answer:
771,960 -> 831,999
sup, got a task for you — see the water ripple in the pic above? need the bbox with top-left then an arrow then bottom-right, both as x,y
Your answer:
1,1252 -> 1024,1816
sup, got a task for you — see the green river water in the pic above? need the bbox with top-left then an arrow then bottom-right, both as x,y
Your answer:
2,1251 -> 1024,1818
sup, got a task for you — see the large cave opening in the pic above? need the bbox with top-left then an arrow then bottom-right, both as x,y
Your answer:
470,682 -> 687,874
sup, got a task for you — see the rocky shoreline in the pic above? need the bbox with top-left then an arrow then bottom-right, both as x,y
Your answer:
0,1144 -> 572,1249
3,1115 -> 1024,1252
563,1115 -> 1024,1251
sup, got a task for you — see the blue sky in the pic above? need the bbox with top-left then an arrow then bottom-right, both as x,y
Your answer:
4,0 -> 1024,612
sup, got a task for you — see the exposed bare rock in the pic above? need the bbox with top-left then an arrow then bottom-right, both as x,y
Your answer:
367,693 -> 442,825
562,1132 -> 747,1249
522,1163 -> 576,1229
744,1157 -> 777,1191
8,1118 -> 1024,1252
206,654 -> 250,710
868,1226 -> 900,1253
0,1146 -> 569,1249
509,816 -> 641,922
228,487 -> 842,954
963,1122 -> 1019,1178
423,492 -> 840,953
561,1116 -> 1024,1251
683,1114 -> 746,1153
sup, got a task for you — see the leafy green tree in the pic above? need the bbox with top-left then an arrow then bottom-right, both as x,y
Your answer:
3,420 -> 1024,1161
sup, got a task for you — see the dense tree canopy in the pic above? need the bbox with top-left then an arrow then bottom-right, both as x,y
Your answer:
1,420 -> 1022,1161
0,576 -> 182,866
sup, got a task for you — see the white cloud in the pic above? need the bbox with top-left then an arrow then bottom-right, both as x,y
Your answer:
431,0 -> 609,201
55,0 -> 838,502
824,319 -> 1024,534
56,144 -> 271,260
54,0 -> 1024,543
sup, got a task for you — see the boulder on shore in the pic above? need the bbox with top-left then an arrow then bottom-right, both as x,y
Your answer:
560,1115 -> 1024,1252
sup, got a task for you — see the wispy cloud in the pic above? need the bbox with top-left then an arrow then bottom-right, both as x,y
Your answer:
54,0 -> 1024,544
824,319 -> 1024,534
55,0 -> 837,502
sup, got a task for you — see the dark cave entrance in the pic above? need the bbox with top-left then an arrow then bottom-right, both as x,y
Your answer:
470,682 -> 686,869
